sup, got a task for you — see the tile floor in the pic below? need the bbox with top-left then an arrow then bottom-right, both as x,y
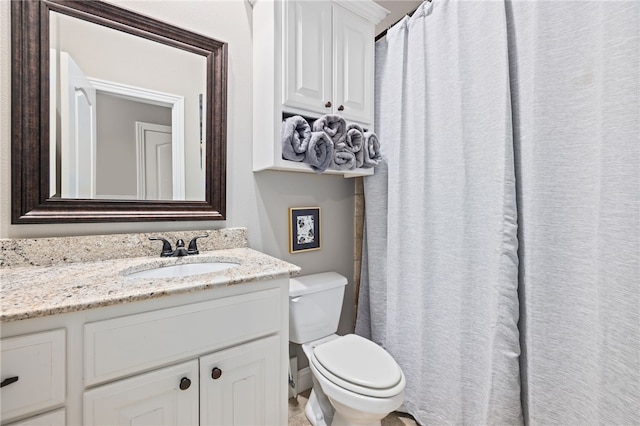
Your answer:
288,389 -> 418,426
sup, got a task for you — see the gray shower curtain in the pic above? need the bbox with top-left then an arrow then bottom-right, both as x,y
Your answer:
356,1 -> 639,425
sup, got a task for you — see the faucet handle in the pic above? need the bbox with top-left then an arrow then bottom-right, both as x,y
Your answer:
187,234 -> 209,255
149,237 -> 173,257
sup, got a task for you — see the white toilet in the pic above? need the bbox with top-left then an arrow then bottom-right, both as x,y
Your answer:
289,272 -> 406,426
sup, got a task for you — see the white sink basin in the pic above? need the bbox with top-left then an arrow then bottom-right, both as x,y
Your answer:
125,262 -> 239,279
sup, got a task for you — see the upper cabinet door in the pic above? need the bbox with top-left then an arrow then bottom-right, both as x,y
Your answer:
333,4 -> 374,125
283,0 -> 332,114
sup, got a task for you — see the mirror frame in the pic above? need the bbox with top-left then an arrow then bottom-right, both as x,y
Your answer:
11,0 -> 227,223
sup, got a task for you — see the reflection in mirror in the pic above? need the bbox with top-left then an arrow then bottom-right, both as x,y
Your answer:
49,11 -> 207,201
11,0 -> 227,223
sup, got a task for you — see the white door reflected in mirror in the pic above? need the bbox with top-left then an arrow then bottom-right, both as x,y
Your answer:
57,51 -> 97,199
136,122 -> 175,201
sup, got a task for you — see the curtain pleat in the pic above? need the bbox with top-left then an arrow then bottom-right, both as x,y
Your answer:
356,1 -> 522,424
507,1 -> 640,424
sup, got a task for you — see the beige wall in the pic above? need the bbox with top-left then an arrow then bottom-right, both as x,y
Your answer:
0,0 -> 356,333
95,95 -> 172,198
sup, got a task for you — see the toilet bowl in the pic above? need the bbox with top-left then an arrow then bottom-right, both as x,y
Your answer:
289,272 -> 406,426
303,334 -> 405,426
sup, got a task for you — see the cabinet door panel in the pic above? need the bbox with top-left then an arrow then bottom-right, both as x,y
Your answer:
200,336 -> 280,426
333,4 -> 374,124
283,0 -> 332,114
0,329 -> 65,423
83,361 -> 198,426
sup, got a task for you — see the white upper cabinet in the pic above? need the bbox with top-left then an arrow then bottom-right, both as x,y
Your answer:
253,0 -> 388,176
282,1 -> 378,125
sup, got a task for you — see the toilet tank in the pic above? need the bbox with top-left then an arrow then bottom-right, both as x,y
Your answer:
289,272 -> 348,344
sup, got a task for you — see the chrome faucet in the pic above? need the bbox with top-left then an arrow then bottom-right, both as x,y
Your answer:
149,234 -> 209,257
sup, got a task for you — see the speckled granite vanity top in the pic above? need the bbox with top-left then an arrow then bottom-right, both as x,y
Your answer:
0,228 -> 300,323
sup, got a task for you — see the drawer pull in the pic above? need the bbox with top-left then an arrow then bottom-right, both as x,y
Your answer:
179,377 -> 191,390
324,101 -> 332,108
0,376 -> 19,388
211,367 -> 223,380
337,105 -> 344,111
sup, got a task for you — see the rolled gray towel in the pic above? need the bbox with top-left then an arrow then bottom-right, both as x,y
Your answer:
331,148 -> 357,171
345,123 -> 364,154
362,132 -> 382,168
355,147 -> 365,169
281,116 -> 311,161
305,132 -> 334,173
313,114 -> 346,145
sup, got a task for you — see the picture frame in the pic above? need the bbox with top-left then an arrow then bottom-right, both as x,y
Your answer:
289,207 -> 321,253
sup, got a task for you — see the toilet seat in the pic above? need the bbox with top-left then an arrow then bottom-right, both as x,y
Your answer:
310,334 -> 405,398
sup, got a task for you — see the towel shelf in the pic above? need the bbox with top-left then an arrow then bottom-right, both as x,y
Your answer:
252,0 -> 388,178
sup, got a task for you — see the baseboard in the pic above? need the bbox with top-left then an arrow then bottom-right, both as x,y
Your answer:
297,366 -> 313,393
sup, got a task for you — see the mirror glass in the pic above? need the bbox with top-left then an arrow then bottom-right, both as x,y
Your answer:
11,0 -> 227,224
49,11 -> 207,201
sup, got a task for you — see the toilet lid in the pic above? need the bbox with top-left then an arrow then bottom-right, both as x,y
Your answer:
312,334 -> 403,390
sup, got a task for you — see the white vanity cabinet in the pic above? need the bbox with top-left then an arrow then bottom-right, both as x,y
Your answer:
0,277 -> 289,426
283,1 -> 377,125
253,0 -> 388,177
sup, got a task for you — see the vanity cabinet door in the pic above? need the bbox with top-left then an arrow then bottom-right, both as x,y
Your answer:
83,360 -> 198,426
282,0 -> 332,114
200,336 -> 280,426
0,330 -> 65,423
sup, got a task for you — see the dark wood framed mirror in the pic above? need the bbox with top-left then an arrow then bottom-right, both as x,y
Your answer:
11,0 -> 227,223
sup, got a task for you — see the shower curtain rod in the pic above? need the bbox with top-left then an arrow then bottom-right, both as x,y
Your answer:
375,0 -> 431,42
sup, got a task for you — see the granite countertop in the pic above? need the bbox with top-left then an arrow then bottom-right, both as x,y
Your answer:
1,247 -> 301,323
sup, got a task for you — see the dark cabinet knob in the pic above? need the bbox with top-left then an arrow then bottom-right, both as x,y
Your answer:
179,377 -> 191,390
211,367 -> 222,380
0,376 -> 19,388
337,105 -> 344,111
324,101 -> 332,108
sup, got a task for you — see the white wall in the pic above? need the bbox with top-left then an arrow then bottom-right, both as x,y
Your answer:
0,0 -> 356,333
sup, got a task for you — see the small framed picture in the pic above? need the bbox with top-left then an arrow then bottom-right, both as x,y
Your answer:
289,207 -> 321,253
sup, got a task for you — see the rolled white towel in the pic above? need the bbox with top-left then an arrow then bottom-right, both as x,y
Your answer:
305,132 -> 334,173
362,132 -> 382,168
281,116 -> 311,161
313,114 -> 346,145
